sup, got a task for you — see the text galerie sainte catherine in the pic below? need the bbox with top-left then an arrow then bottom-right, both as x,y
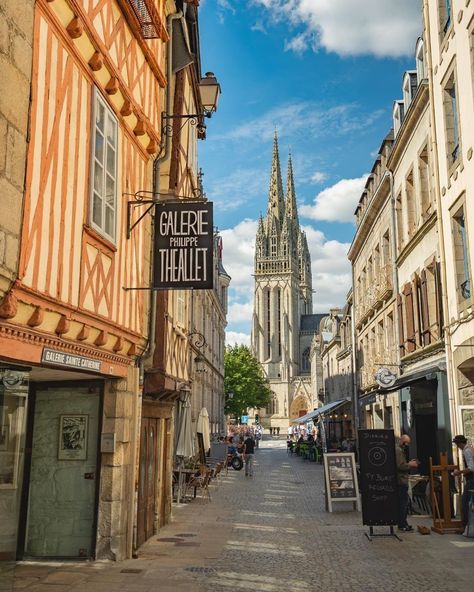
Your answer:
158,208 -> 210,283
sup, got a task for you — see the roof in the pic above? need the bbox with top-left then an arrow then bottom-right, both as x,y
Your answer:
300,313 -> 326,333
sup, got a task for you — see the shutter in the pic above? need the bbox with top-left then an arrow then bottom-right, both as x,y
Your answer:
404,283 -> 416,353
397,293 -> 405,357
420,270 -> 431,346
434,261 -> 444,338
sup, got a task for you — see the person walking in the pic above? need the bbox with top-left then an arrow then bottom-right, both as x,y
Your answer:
243,432 -> 256,477
452,435 -> 474,535
396,434 -> 419,532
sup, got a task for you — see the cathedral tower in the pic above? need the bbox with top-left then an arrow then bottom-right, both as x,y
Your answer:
252,134 -> 320,429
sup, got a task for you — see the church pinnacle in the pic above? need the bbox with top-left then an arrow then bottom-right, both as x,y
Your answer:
285,151 -> 298,223
267,131 -> 285,222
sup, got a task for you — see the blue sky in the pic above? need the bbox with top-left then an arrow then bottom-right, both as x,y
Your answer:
197,0 -> 422,344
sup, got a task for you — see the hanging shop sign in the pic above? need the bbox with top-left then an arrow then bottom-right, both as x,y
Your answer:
358,429 -> 398,526
153,201 -> 213,289
323,452 -> 360,512
41,348 -> 101,373
375,367 -> 397,389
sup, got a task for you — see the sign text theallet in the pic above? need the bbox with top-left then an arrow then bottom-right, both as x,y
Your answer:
153,202 -> 213,289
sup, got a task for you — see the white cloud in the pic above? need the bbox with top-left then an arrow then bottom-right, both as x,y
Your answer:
226,331 -> 251,347
221,219 -> 258,300
221,219 -> 352,333
252,0 -> 421,58
219,102 -> 383,143
300,175 -> 368,223
310,171 -> 327,184
207,168 -> 267,213
228,301 -> 254,324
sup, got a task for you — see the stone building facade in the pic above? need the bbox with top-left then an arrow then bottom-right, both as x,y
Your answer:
423,0 -> 474,446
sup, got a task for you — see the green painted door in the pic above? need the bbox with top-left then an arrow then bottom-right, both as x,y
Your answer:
24,385 -> 100,558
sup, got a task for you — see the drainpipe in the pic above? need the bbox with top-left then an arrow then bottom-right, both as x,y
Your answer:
422,0 -> 458,439
139,10 -> 183,379
131,10 -> 182,556
350,271 -> 360,434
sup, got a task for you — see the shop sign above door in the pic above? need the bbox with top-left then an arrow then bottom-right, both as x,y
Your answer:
153,202 -> 213,289
375,367 -> 397,389
41,348 -> 101,373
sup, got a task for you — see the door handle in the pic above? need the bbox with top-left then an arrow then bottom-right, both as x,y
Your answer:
84,472 -> 95,480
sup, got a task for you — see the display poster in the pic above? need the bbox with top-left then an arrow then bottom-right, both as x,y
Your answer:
358,429 -> 398,526
153,201 -> 213,289
323,452 -> 360,512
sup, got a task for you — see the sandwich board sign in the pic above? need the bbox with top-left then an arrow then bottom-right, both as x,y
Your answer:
323,452 -> 360,512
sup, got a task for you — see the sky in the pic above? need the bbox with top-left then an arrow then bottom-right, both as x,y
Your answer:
197,0 -> 422,346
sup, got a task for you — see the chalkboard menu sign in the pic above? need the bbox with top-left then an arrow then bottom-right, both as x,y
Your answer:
358,429 -> 398,526
323,453 -> 360,512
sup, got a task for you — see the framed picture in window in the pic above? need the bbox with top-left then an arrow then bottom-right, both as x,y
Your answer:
58,415 -> 88,460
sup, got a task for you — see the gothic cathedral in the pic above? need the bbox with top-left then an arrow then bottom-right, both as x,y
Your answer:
251,133 -> 324,431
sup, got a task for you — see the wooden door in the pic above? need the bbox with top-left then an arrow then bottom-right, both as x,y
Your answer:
23,386 -> 100,558
137,417 -> 159,547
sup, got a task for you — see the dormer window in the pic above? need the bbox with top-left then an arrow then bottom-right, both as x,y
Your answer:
439,0 -> 452,36
403,71 -> 418,110
393,101 -> 405,136
416,38 -> 425,81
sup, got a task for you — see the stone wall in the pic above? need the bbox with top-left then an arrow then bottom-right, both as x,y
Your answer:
0,0 -> 34,297
96,368 -> 139,560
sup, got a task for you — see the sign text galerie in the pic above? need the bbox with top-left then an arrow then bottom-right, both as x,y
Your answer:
154,202 -> 213,289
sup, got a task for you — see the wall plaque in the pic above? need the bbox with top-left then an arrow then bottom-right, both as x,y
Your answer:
41,348 -> 101,372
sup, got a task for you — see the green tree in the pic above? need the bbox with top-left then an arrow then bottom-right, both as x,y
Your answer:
224,344 -> 272,419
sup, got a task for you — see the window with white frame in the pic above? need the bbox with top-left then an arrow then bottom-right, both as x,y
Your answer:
416,38 -> 425,81
439,0 -> 452,37
443,71 -> 460,165
452,204 -> 471,304
91,89 -> 117,241
392,101 -> 404,136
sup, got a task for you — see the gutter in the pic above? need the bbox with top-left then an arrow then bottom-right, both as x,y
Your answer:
138,10 -> 183,379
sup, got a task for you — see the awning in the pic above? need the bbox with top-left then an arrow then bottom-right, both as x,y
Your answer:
293,399 -> 350,424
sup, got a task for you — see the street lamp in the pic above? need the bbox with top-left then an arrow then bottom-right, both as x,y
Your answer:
187,331 -> 207,373
161,72 -> 221,139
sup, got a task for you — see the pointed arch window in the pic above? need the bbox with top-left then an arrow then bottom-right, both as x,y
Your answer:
270,234 -> 277,257
301,347 -> 310,373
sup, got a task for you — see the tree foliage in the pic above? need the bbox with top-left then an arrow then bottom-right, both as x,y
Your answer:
224,344 -> 272,418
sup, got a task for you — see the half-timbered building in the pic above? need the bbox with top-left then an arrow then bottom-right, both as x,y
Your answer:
0,0 -> 172,561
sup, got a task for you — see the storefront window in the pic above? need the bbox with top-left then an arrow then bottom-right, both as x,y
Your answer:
0,369 -> 28,559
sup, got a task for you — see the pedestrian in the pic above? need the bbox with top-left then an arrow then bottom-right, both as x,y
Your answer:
243,432 -> 256,477
277,427 -> 280,436
452,435 -> 474,535
396,434 -> 419,532
255,426 -> 262,448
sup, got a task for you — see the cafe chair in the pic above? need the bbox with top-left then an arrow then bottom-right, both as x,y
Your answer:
187,464 -> 212,502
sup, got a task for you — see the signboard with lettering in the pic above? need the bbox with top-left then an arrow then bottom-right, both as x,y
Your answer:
41,348 -> 102,373
323,452 -> 360,512
153,201 -> 213,289
358,429 -> 398,526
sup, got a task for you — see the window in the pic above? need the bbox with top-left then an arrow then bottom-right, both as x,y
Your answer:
277,288 -> 282,358
91,90 -> 117,241
416,38 -> 425,81
270,234 -> 277,257
265,289 -> 271,359
439,0 -> 452,37
403,71 -> 417,110
393,101 -> 404,136
405,170 -> 416,237
443,71 -> 460,165
395,191 -> 404,251
382,231 -> 391,266
302,347 -> 310,373
176,291 -> 186,326
452,206 -> 471,303
418,146 -> 431,220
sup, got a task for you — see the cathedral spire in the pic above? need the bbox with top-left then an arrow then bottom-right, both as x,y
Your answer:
267,131 -> 284,221
285,151 -> 298,222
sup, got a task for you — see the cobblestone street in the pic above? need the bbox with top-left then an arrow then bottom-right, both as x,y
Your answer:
2,439 -> 474,592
